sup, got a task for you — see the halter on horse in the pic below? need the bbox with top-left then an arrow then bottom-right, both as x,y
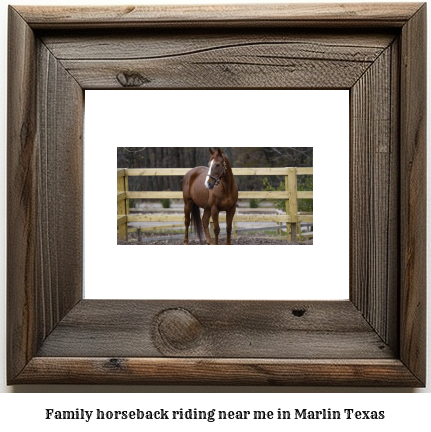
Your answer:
205,152 -> 226,188
183,148 -> 238,245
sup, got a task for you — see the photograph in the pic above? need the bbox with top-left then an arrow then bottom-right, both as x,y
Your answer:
117,147 -> 313,245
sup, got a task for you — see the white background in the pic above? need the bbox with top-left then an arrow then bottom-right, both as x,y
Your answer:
85,90 -> 349,300
0,0 -> 430,427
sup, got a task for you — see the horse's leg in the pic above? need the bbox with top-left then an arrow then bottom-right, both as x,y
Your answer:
202,208 -> 213,245
183,199 -> 193,245
225,205 -> 236,245
211,208 -> 221,245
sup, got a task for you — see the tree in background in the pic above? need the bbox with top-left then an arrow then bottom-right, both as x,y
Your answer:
117,147 -> 312,196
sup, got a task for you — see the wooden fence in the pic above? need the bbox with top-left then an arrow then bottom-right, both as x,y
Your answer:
117,167 -> 313,242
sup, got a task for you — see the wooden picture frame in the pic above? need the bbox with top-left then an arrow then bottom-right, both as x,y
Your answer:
7,3 -> 426,386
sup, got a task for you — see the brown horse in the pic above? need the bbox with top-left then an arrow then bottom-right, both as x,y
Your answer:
183,148 -> 238,245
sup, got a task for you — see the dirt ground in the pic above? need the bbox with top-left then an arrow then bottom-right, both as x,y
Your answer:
118,234 -> 312,245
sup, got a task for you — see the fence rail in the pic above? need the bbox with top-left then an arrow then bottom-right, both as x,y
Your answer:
125,191 -> 313,200
117,167 -> 313,242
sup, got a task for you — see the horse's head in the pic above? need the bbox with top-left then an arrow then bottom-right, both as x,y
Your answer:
205,147 -> 226,190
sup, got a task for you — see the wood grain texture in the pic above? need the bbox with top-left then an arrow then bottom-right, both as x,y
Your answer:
15,3 -> 423,29
41,31 -> 395,61
399,3 -> 427,385
7,6 -> 38,381
35,40 -> 84,335
36,300 -> 393,359
7,3 -> 427,386
44,31 -> 394,89
7,6 -> 84,383
15,357 -> 423,386
350,43 -> 399,348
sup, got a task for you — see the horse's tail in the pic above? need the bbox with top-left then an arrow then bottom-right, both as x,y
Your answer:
191,203 -> 204,243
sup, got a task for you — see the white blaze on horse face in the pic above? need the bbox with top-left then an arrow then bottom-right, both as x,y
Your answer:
205,159 -> 215,189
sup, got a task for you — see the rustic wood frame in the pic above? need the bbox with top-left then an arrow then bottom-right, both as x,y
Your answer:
7,3 -> 426,386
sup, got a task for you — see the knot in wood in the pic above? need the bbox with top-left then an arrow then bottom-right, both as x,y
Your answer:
116,71 -> 150,87
292,308 -> 306,317
155,308 -> 203,351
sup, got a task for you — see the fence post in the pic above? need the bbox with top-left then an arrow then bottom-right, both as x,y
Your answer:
286,168 -> 298,242
125,171 -> 130,222
285,172 -> 290,241
298,221 -> 302,243
117,169 -> 128,240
